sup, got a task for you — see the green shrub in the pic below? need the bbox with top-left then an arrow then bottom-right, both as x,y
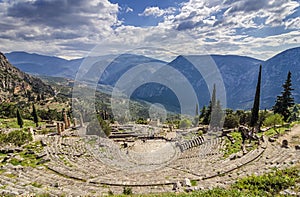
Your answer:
0,129 -> 32,146
232,167 -> 299,196
123,187 -> 132,195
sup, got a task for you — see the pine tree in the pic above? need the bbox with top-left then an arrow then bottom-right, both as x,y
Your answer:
16,109 -> 23,128
250,65 -> 262,127
273,71 -> 294,121
32,104 -> 39,127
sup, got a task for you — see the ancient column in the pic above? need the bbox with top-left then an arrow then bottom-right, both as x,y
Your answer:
73,118 -> 77,127
57,122 -> 61,135
79,114 -> 84,127
61,122 -> 65,132
63,112 -> 68,129
67,117 -> 71,128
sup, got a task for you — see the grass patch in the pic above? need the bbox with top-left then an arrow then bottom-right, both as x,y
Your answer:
35,193 -> 51,197
0,118 -> 45,129
87,137 -> 97,145
0,129 -> 33,146
191,180 -> 197,186
290,121 -> 300,127
0,153 -> 7,158
36,128 -> 55,135
9,158 -> 22,166
232,167 -> 300,196
31,182 -> 43,188
260,123 -> 292,137
222,132 -> 242,158
0,169 -> 6,174
262,127 -> 286,137
2,141 -> 44,167
4,173 -> 16,179
223,131 -> 259,158
19,154 -> 42,168
108,167 -> 300,197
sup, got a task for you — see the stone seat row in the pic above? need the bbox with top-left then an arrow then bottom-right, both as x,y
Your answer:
178,136 -> 205,152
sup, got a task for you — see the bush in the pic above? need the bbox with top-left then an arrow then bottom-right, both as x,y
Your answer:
232,168 -> 298,196
0,103 -> 17,118
263,114 -> 284,134
136,118 -> 148,125
223,114 -> 239,129
179,119 -> 192,129
0,129 -> 32,146
123,187 -> 132,195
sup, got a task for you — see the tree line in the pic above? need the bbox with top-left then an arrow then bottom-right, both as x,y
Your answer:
197,65 -> 296,130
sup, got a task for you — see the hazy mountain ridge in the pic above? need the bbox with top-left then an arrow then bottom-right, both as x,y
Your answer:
0,52 -> 55,102
5,51 -> 82,78
5,47 -> 300,110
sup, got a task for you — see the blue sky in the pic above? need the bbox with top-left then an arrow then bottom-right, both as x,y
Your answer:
0,0 -> 299,60
110,0 -> 187,26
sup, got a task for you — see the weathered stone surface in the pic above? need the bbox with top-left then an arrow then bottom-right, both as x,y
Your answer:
183,178 -> 192,187
280,189 -> 297,196
173,181 -> 182,191
229,154 -> 237,160
0,128 -> 298,196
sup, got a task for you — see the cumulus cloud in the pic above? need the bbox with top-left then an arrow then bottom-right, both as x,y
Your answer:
0,0 -> 120,57
168,0 -> 299,31
285,17 -> 300,29
7,0 -> 119,27
0,0 -> 299,61
139,6 -> 176,17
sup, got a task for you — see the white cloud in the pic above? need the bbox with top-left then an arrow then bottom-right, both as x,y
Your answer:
139,6 -> 176,17
126,7 -> 133,13
0,0 -> 120,56
0,0 -> 299,61
285,17 -> 300,29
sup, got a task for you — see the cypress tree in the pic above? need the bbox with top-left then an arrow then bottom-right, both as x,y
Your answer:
250,65 -> 262,127
273,71 -> 294,121
202,84 -> 217,125
32,104 -> 39,127
16,109 -> 23,128
210,100 -> 223,128
194,103 -> 199,126
199,106 -> 207,123
211,84 -> 217,109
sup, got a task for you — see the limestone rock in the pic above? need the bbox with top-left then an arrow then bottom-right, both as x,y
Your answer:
183,178 -> 192,187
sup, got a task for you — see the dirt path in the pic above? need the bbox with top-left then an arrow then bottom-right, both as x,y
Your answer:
277,124 -> 300,146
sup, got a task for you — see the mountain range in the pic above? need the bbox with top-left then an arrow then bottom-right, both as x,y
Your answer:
5,47 -> 300,111
0,52 -> 54,103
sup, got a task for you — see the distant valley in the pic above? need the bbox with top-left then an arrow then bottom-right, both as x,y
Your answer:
5,47 -> 300,110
